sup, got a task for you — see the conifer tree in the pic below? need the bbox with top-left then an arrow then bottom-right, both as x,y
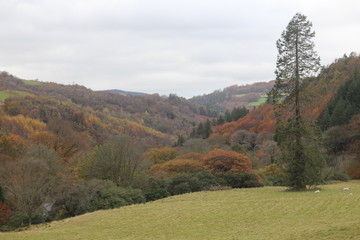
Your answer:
268,13 -> 326,190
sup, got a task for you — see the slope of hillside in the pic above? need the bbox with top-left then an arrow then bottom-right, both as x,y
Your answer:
2,181 -> 359,240
190,81 -> 274,114
0,72 -> 211,147
212,55 -> 360,137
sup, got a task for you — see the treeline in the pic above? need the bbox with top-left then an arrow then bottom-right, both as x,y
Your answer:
318,68 -> 360,130
0,134 -> 263,230
0,73 -> 213,136
190,106 -> 249,139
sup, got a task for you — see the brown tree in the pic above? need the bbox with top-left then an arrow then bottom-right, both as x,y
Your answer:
202,149 -> 253,174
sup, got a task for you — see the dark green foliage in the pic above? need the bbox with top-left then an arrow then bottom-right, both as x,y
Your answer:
230,106 -> 249,122
326,171 -> 350,182
191,119 -> 213,139
216,115 -> 225,125
52,179 -> 145,219
174,135 -> 185,147
259,173 -> 288,186
269,13 -> 325,190
143,177 -> 170,202
215,106 -> 249,125
167,171 -> 263,195
3,214 -> 47,230
0,186 -> 5,203
318,69 -> 360,130
276,119 -> 327,189
215,173 -> 263,188
168,172 -> 219,195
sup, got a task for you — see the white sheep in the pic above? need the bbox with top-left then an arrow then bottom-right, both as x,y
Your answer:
343,187 -> 350,191
314,190 -> 320,194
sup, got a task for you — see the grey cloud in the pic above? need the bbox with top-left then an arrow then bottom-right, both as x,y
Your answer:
0,0 -> 359,98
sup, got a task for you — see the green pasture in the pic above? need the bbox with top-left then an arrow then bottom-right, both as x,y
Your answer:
2,181 -> 360,240
249,97 -> 267,106
22,79 -> 41,85
0,91 -> 12,101
0,90 -> 29,102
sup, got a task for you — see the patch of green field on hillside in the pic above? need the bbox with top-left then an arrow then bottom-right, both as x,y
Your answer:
0,91 -> 12,101
2,181 -> 360,240
22,79 -> 41,86
234,94 -> 246,97
249,97 -> 267,106
0,90 -> 29,102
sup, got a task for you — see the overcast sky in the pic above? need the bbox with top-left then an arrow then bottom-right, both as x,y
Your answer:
0,0 -> 359,98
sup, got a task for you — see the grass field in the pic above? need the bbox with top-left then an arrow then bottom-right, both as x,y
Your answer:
0,90 -> 29,102
22,79 -> 42,85
1,181 -> 360,240
249,97 -> 267,106
0,91 -> 12,101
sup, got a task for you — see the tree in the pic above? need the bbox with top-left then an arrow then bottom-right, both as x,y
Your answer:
0,144 -> 66,226
82,134 -> 144,187
268,13 -> 326,190
143,147 -> 178,165
202,149 -> 253,175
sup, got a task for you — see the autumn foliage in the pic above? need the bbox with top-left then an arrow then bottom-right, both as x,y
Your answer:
0,202 -> 11,225
149,159 -> 205,178
202,149 -> 253,174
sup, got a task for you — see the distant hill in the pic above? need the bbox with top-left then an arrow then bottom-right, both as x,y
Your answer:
100,89 -> 148,97
0,72 -> 212,158
190,81 -> 275,114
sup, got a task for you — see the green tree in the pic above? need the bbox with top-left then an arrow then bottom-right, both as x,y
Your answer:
268,13 -> 326,190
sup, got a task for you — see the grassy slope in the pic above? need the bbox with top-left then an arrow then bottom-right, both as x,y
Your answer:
0,90 -> 29,102
2,181 -> 360,240
249,97 -> 267,106
22,79 -> 42,85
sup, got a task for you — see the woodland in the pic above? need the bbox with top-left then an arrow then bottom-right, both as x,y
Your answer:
0,26 -> 360,230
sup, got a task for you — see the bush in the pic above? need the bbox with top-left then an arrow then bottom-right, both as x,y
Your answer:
258,164 -> 287,186
168,171 -> 219,195
143,177 -> 170,202
216,173 -> 263,188
326,171 -> 350,181
52,179 -> 145,219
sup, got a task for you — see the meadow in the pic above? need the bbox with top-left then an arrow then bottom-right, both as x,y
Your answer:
249,96 -> 267,106
1,181 -> 359,240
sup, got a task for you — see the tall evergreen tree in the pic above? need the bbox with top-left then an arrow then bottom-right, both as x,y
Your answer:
268,13 -> 326,190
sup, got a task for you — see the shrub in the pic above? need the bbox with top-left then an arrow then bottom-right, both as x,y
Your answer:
258,164 -> 287,186
143,177 -> 170,202
52,179 -> 145,219
168,171 -> 219,195
327,171 -> 350,181
216,173 -> 263,188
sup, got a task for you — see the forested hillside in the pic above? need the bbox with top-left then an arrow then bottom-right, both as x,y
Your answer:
210,54 -> 360,178
190,81 -> 274,114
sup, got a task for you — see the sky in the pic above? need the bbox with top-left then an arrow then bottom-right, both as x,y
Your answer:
0,0 -> 359,98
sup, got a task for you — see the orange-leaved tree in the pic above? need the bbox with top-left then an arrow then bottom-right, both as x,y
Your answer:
202,149 -> 253,174
148,159 -> 205,178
